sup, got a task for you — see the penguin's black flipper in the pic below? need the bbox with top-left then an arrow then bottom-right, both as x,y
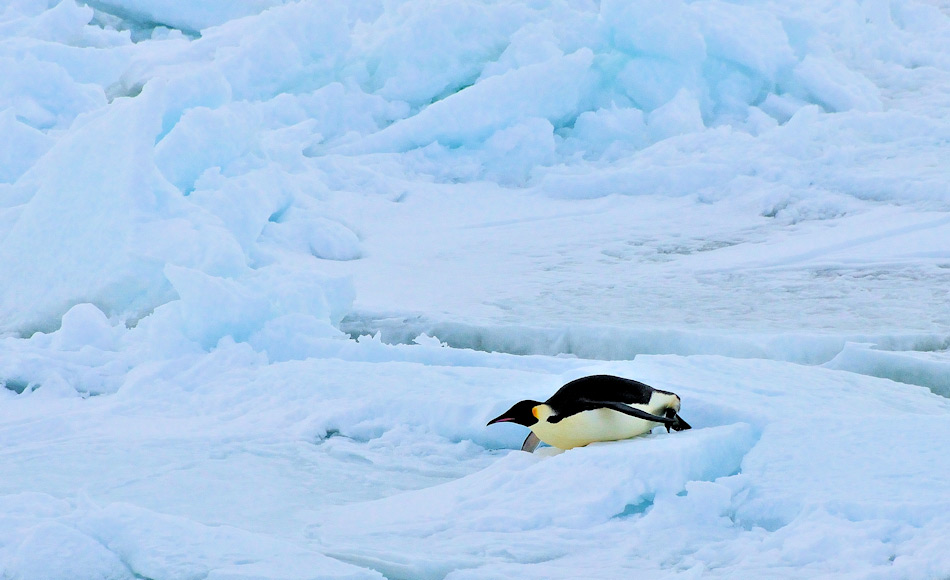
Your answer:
588,400 -> 676,425
521,432 -> 541,453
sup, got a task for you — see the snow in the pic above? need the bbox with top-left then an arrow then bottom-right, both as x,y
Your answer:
2,0 -> 950,578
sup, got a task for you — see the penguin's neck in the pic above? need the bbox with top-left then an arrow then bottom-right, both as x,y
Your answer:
533,404 -> 556,422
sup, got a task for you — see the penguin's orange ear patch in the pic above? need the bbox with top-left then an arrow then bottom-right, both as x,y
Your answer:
531,406 -> 539,419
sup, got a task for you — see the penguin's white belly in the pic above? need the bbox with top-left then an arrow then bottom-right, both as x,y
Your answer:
531,407 -> 659,450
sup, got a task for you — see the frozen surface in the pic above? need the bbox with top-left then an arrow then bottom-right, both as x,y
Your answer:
1,0 -> 950,578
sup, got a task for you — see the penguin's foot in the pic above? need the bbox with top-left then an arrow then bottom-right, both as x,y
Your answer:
521,432 -> 541,453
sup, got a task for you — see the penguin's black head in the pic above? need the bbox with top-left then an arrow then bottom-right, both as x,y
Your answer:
487,400 -> 541,427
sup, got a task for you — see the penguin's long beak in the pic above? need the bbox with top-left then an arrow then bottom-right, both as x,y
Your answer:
486,415 -> 514,426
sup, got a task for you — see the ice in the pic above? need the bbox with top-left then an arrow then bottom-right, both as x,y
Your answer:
825,342 -> 950,397
87,0 -> 289,34
0,108 -> 51,184
645,89 -> 706,141
196,1 -> 350,102
692,2 -> 795,81
80,503 -> 382,580
5,522 -> 130,580
151,263 -> 353,350
0,84 -> 245,335
0,55 -> 105,129
561,105 -> 647,160
603,0 -> 706,63
2,0 -> 950,578
793,55 -> 883,113
49,303 -> 120,352
339,48 -> 595,154
357,1 -> 528,105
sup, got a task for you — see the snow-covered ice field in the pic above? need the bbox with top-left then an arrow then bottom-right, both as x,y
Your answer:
2,0 -> 950,578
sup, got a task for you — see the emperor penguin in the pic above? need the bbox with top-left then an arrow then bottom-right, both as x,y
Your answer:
487,374 -> 691,452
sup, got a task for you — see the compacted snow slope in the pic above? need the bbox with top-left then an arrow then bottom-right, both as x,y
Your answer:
1,0 -> 950,578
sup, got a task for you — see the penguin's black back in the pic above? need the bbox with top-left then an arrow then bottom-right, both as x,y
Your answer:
546,375 -> 668,410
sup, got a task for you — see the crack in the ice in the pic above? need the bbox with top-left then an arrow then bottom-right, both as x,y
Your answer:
340,311 -> 950,396
614,494 -> 655,519
83,530 -> 158,580
2,378 -> 32,394
313,428 -> 373,446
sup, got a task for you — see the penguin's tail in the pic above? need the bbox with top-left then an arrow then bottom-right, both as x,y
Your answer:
664,409 -> 692,432
671,413 -> 691,431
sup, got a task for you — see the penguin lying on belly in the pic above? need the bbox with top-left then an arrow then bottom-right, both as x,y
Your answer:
487,374 -> 691,452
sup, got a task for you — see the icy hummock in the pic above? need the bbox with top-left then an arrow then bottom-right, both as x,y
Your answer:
2,0 -> 950,578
